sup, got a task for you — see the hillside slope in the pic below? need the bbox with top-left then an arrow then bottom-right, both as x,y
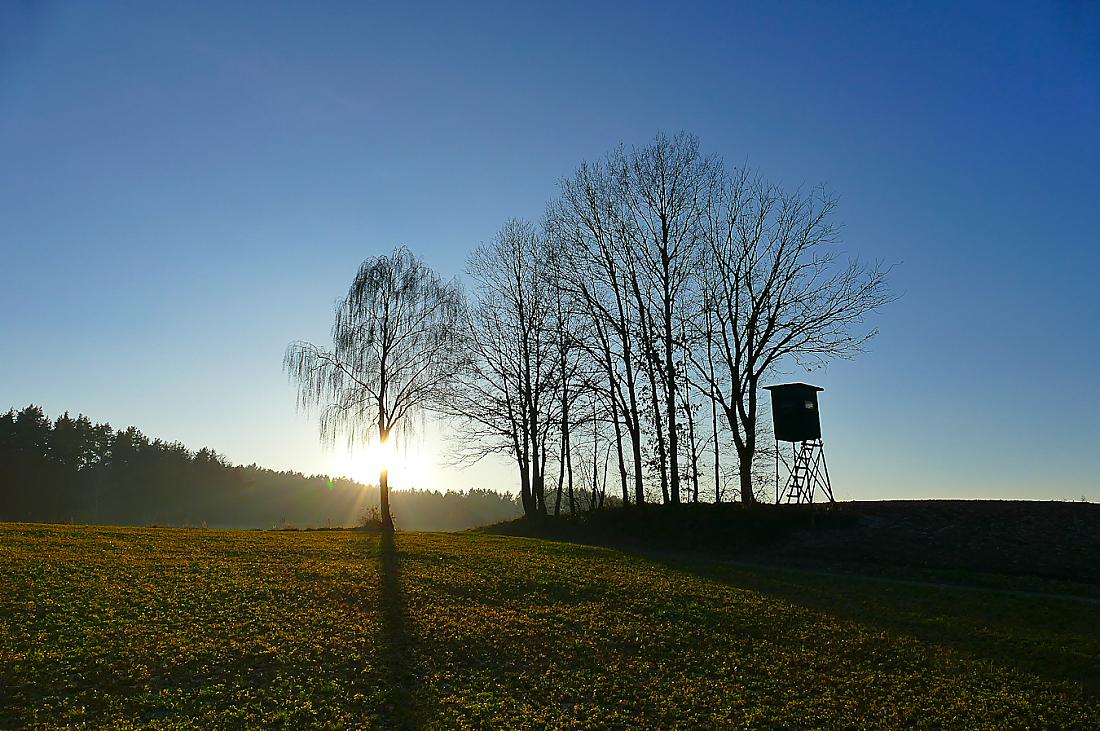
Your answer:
484,500 -> 1100,584
2,524 -> 1097,728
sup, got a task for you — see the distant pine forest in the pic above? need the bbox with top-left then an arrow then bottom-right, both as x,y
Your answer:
0,405 -> 521,531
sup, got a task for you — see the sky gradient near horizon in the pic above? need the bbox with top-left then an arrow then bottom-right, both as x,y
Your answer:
2,1 -> 1098,501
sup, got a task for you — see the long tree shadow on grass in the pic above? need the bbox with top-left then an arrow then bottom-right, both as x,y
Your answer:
634,550 -> 1100,696
377,531 -> 425,730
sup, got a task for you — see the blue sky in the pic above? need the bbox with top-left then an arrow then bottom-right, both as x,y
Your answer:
2,1 -> 1098,500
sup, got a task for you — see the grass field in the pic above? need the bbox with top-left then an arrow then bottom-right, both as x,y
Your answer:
2,524 -> 1098,729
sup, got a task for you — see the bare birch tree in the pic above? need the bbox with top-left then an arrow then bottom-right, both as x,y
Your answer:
284,247 -> 464,531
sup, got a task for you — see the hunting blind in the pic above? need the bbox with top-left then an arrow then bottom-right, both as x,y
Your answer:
765,383 -> 834,504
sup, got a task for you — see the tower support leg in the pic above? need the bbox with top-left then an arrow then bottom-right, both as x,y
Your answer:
778,439 -> 833,504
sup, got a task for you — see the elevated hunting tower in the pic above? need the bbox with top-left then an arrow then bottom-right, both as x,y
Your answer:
765,383 -> 834,504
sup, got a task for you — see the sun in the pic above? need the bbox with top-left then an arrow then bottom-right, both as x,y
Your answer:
330,440 -> 434,489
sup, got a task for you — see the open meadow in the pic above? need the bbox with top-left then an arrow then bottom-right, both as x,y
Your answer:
1,523 -> 1098,729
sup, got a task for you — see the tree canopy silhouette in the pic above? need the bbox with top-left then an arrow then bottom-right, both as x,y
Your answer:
284,247 -> 465,531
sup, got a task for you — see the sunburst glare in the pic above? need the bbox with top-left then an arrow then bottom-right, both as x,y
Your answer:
329,441 -> 434,490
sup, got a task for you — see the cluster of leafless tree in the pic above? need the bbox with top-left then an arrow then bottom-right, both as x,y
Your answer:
286,133 -> 892,529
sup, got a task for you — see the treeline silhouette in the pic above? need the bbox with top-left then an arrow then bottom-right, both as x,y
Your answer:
0,405 -> 520,530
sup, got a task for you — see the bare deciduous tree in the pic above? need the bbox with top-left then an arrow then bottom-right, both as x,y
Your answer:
548,256 -> 589,516
617,132 -> 720,504
696,171 -> 893,502
284,247 -> 463,531
451,220 -> 559,518
550,160 -> 648,506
